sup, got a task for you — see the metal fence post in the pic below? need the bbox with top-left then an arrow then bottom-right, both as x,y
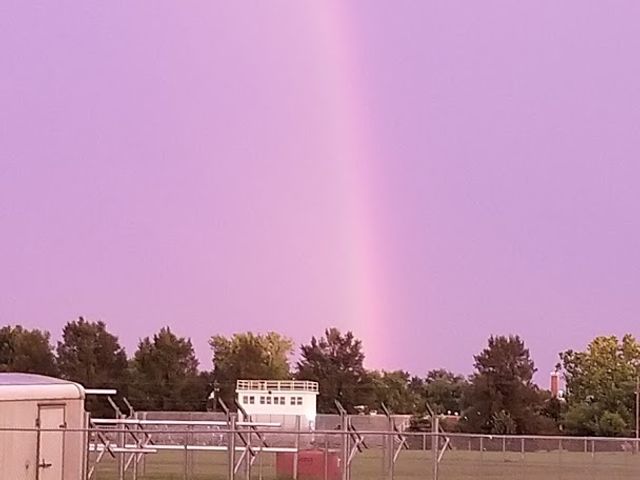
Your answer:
244,424 -> 251,480
387,415 -> 394,480
432,417 -> 439,480
381,432 -> 387,479
228,415 -> 236,480
558,438 -> 562,466
183,425 -> 189,480
118,413 -> 125,480
324,435 -> 329,480
341,415 -> 348,480
132,419 -> 141,480
83,413 -> 90,480
390,429 -> 395,480
141,412 -> 147,477
189,424 -> 195,478
293,415 -> 300,480
259,444 -> 264,480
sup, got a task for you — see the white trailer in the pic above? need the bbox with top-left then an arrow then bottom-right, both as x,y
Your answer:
0,373 -> 87,480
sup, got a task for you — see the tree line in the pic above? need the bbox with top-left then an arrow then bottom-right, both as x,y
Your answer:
0,318 -> 638,436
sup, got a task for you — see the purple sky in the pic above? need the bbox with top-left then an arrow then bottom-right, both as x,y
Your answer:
2,2 -> 640,384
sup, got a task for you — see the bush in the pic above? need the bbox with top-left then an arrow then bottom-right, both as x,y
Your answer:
597,411 -> 627,437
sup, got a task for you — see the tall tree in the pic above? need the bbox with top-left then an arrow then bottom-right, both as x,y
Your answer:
57,317 -> 128,388
130,327 -> 206,411
296,328 -> 370,413
460,335 -> 548,434
56,317 -> 129,416
210,332 -> 293,406
560,335 -> 640,436
0,325 -> 57,376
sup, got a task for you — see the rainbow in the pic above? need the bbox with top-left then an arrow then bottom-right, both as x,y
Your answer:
310,4 -> 387,369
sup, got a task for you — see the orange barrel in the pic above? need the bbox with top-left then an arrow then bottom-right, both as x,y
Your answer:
275,449 -> 340,480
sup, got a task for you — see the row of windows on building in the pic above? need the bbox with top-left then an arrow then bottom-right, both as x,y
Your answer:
241,395 -> 304,406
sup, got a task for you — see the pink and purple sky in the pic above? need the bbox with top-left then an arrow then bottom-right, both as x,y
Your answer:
2,2 -> 640,382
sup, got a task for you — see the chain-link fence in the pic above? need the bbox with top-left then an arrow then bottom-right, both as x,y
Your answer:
432,433 -> 640,480
86,427 -> 640,480
5,420 -> 640,480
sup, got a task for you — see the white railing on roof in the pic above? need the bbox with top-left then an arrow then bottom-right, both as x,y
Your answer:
236,380 -> 319,392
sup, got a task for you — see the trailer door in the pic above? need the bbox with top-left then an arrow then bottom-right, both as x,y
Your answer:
37,405 -> 65,480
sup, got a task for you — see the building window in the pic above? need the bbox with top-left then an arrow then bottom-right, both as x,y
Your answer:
249,396 -> 255,404
274,397 -> 279,405
260,396 -> 265,405
243,396 -> 248,404
281,397 -> 285,404
296,397 -> 303,405
266,397 -> 272,404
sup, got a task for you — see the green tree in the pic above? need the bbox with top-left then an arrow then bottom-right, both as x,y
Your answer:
563,402 -> 598,436
407,371 -> 468,433
540,394 -> 568,432
130,327 -> 206,411
57,318 -> 128,388
0,325 -> 57,376
210,332 -> 293,406
369,370 -> 421,414
560,335 -> 640,436
423,369 -> 468,415
460,335 -> 547,434
296,328 -> 370,413
491,410 -> 517,434
597,411 -> 627,437
56,317 -> 129,416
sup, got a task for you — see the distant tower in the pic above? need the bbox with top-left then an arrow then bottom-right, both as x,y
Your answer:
550,371 -> 560,398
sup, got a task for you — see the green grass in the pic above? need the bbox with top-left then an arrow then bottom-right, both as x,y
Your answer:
91,448 -> 640,479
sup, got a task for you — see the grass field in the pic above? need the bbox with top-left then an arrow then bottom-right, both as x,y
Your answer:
91,448 -> 640,479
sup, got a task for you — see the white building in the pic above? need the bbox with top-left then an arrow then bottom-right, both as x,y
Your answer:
0,373 -> 88,480
236,379 -> 319,429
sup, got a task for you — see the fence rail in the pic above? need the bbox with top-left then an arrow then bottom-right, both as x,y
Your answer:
4,420 -> 640,480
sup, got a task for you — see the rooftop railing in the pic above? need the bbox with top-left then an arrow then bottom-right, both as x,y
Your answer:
236,380 -> 319,392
